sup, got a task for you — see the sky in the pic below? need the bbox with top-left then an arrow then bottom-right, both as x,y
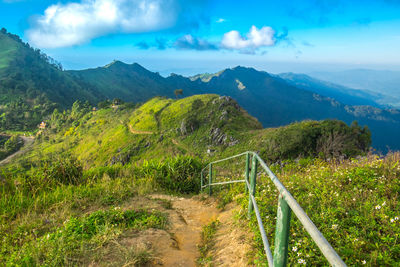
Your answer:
1,0 -> 400,76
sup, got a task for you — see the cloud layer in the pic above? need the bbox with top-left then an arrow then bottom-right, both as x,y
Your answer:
221,26 -> 275,52
26,0 -> 201,48
174,34 -> 217,50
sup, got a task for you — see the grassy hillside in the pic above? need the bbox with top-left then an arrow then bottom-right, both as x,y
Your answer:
1,94 -> 393,266
0,28 -> 103,131
7,94 -> 370,172
212,153 -> 400,266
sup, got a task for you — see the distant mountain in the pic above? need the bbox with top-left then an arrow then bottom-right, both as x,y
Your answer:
278,72 -> 383,107
68,61 -> 176,102
185,67 -> 400,152
308,69 -> 400,108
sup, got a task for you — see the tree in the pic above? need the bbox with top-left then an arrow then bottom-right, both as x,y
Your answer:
174,89 -> 183,99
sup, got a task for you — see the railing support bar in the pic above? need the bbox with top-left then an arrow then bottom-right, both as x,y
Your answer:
201,172 -> 203,193
248,155 -> 257,217
245,152 -> 250,193
209,163 -> 213,196
273,194 -> 292,267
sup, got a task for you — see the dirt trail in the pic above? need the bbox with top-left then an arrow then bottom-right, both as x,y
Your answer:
0,136 -> 34,166
150,194 -> 220,266
112,194 -> 253,266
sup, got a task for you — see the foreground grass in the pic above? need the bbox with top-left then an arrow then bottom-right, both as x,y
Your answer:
213,153 -> 400,266
0,155 -> 202,266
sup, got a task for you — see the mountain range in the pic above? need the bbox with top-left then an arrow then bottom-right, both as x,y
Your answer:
309,69 -> 400,108
0,28 -> 399,152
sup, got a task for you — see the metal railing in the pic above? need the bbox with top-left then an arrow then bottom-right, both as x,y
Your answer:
200,151 -> 346,267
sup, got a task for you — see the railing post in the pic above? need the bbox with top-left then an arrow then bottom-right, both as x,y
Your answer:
201,171 -> 203,193
209,164 -> 213,196
248,155 -> 257,217
273,194 -> 292,267
245,153 -> 250,193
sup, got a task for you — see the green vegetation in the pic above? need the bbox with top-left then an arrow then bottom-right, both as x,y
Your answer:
0,153 -> 200,265
0,28 -> 100,132
214,153 -> 400,266
0,135 -> 23,160
7,208 -> 166,266
0,93 -> 390,266
197,220 -> 221,266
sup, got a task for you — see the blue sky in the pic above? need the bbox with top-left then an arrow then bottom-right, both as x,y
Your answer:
1,0 -> 400,75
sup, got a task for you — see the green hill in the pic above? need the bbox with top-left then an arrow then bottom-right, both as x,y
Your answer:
0,28 -> 102,131
9,95 -> 370,171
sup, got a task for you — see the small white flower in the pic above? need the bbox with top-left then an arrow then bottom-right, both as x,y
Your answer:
362,260 -> 366,264
46,234 -> 50,239
382,201 -> 386,206
292,246 -> 298,252
375,205 -> 381,210
298,259 -> 306,264
332,224 -> 338,229
353,198 -> 356,201
390,218 -> 395,223
395,216 -> 399,221
297,252 -> 302,256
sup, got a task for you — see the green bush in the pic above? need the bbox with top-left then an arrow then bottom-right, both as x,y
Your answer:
42,155 -> 84,185
138,156 -> 203,193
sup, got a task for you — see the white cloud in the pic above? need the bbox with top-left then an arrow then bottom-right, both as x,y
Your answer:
221,25 -> 275,51
216,18 -> 226,23
26,0 -> 179,48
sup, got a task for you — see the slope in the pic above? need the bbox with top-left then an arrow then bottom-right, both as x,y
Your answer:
0,28 -> 103,131
6,94 -> 372,173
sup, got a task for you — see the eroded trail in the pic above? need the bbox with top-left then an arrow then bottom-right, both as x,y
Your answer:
151,195 -> 220,266
111,194 -> 253,266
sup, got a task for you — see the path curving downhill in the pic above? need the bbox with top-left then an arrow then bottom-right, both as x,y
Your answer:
0,136 -> 34,166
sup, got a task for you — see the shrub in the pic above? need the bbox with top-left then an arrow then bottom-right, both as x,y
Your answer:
138,156 -> 203,193
42,155 -> 84,185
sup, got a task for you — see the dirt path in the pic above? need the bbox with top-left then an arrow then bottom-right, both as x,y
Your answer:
150,194 -> 220,266
109,194 -> 253,266
0,136 -> 34,166
127,122 -> 153,135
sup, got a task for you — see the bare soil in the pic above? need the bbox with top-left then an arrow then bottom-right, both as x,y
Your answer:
94,194 -> 254,266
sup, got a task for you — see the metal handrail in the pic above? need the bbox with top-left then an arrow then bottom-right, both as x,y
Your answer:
200,151 -> 346,267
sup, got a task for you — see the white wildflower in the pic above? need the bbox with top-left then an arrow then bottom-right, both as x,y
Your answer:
395,216 -> 399,221
375,205 -> 381,210
298,259 -> 306,264
292,246 -> 298,252
362,260 -> 366,264
390,218 -> 395,223
332,224 -> 338,230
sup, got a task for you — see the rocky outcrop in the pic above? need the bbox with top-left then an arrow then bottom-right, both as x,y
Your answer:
209,127 -> 239,146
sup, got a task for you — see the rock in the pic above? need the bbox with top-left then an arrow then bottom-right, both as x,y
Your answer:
180,119 -> 187,135
209,128 -> 239,146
